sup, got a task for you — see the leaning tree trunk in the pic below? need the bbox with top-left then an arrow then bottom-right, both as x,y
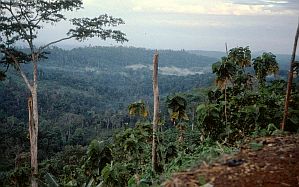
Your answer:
152,52 -> 159,172
281,20 -> 299,131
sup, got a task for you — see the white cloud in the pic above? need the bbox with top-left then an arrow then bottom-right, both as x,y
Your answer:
43,0 -> 297,54
130,0 -> 297,15
152,19 -> 228,28
231,0 -> 299,13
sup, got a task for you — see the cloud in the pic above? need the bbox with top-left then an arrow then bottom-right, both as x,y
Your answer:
56,0 -> 297,54
152,19 -> 228,28
230,0 -> 288,5
130,0 -> 298,15
82,0 -> 298,17
231,0 -> 299,13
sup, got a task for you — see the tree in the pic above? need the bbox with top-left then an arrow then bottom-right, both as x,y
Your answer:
0,1 -> 127,186
166,95 -> 189,142
152,52 -> 159,172
228,47 -> 253,92
83,140 -> 112,184
228,46 -> 251,69
253,52 -> 279,86
281,20 -> 299,130
212,57 -> 237,89
128,100 -> 148,119
212,57 -> 237,124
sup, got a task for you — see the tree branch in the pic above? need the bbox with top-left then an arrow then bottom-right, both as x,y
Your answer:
1,48 -> 33,92
18,3 -> 34,51
4,64 -> 10,72
34,15 -> 44,27
5,3 -> 34,51
18,62 -> 33,93
38,35 -> 74,53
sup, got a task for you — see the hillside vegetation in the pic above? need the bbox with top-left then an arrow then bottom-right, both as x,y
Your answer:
0,46 -> 298,186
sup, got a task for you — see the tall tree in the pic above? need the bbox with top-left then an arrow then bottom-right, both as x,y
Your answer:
212,57 -> 237,124
281,20 -> 299,131
0,1 -> 127,186
152,52 -> 159,172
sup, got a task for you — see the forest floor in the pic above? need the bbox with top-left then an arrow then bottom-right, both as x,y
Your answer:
163,134 -> 299,187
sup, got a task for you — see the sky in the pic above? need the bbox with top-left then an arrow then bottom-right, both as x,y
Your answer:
39,0 -> 299,54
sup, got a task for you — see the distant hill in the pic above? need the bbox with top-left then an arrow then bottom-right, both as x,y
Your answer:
3,46 -> 294,124
1,46 -> 294,145
1,46 -> 216,123
41,46 -> 217,75
188,49 -> 295,71
188,50 -> 226,59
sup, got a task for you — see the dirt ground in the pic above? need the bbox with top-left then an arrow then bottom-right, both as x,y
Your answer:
163,134 -> 299,187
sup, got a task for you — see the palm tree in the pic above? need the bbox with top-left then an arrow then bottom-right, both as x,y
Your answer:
253,52 -> 279,87
212,57 -> 237,124
228,46 -> 251,69
166,95 -> 189,142
128,100 -> 148,119
212,57 -> 237,89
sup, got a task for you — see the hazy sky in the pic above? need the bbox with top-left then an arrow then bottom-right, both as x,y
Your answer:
39,0 -> 299,54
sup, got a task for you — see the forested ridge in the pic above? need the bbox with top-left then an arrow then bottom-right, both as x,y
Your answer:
1,46 -> 216,122
0,46 -> 216,184
0,1 -> 298,186
1,45 -> 298,186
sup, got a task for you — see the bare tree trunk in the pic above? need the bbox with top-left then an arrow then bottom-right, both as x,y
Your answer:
28,95 -> 38,187
281,20 -> 299,131
30,61 -> 39,187
152,52 -> 159,172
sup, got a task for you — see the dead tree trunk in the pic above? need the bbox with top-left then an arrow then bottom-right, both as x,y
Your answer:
30,57 -> 39,187
152,52 -> 159,172
281,20 -> 299,131
28,94 -> 38,187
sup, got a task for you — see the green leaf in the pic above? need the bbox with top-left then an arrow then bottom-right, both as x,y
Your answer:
44,173 -> 59,187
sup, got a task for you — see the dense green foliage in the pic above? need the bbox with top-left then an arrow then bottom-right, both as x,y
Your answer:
198,47 -> 299,143
0,46 -> 298,186
0,46 -> 214,186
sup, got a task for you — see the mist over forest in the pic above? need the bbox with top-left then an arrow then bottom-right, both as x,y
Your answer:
1,0 -> 299,186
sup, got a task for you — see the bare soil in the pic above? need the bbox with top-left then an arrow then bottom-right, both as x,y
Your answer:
163,134 -> 299,187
